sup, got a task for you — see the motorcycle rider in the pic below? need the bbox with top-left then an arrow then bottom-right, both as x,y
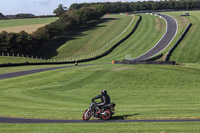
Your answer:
75,60 -> 78,66
92,89 -> 110,114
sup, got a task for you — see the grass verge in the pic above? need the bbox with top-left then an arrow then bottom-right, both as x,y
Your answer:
0,63 -> 200,120
1,122 -> 200,133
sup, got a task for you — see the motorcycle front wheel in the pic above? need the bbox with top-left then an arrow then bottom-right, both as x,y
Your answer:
83,109 -> 91,121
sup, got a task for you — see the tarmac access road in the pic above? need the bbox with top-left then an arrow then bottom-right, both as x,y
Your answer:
133,14 -> 178,61
0,117 -> 200,123
0,63 -> 110,80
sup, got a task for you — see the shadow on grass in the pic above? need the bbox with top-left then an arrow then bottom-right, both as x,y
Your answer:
111,114 -> 139,120
38,18 -> 118,59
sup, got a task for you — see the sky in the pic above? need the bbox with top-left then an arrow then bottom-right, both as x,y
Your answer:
0,0 -> 157,16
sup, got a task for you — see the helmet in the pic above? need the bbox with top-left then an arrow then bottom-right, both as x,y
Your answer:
101,89 -> 107,95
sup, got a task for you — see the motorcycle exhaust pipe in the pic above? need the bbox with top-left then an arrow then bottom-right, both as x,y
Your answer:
101,112 -> 108,115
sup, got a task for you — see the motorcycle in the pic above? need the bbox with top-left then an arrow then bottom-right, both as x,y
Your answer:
83,101 -> 115,121
75,61 -> 78,66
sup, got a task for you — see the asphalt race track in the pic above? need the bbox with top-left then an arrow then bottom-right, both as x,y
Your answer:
133,14 -> 178,61
1,117 -> 200,123
0,64 -> 109,80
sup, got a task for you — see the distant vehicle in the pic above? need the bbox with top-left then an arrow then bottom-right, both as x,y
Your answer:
75,60 -> 78,66
181,13 -> 190,17
83,101 -> 116,121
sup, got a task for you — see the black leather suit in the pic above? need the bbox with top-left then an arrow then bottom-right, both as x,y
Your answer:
92,91 -> 110,108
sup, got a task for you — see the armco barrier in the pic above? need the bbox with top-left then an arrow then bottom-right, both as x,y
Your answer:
165,23 -> 192,61
114,60 -> 176,65
0,15 -> 142,67
146,53 -> 163,61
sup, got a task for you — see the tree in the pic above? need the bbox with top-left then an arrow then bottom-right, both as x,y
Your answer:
0,12 -> 4,18
0,31 -> 9,52
53,4 -> 67,16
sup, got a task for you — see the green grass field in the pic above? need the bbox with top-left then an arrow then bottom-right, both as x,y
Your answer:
1,11 -> 200,133
48,15 -> 137,59
0,17 -> 58,28
0,63 -> 200,120
0,17 -> 58,33
0,63 -> 200,132
1,122 -> 200,133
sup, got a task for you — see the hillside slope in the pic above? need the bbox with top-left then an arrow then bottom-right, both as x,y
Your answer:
166,11 -> 200,63
46,15 -> 136,59
93,14 -> 165,63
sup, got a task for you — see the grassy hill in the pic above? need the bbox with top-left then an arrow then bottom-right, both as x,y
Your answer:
93,14 -> 165,63
0,17 -> 58,33
0,15 -> 137,64
1,11 -> 200,64
45,15 -> 137,59
45,14 -> 166,62
0,14 -> 165,64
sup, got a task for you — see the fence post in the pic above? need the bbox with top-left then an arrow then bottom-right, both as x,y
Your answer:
12,53 -> 14,57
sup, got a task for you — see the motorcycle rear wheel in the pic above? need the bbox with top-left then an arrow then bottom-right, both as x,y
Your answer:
101,109 -> 112,120
83,110 -> 91,121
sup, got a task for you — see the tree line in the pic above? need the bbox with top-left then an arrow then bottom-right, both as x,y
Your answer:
0,4 -> 105,56
70,0 -> 200,13
0,12 -> 4,18
1,0 -> 200,57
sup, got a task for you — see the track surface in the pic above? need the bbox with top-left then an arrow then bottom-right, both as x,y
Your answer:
0,66 -> 73,80
0,117 -> 200,123
133,14 -> 178,61
0,64 -> 109,80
